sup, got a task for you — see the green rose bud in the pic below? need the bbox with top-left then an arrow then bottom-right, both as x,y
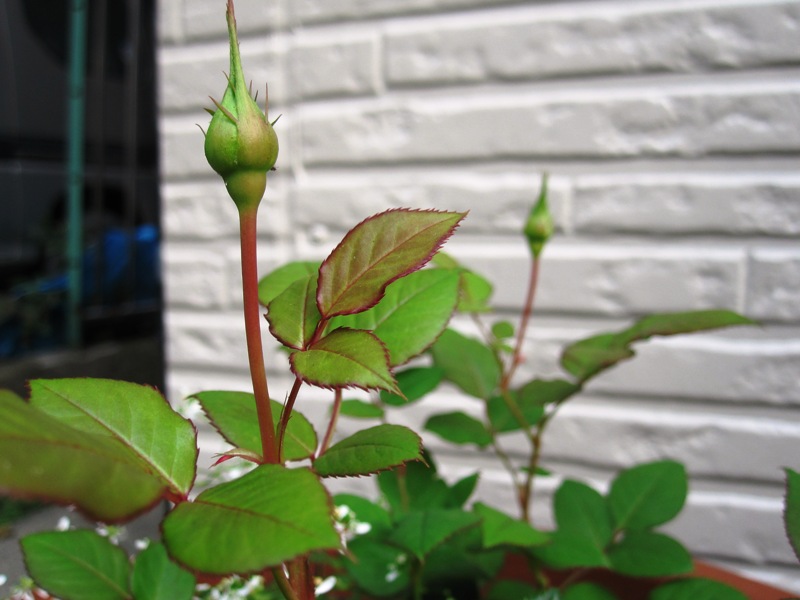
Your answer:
523,174 -> 553,258
204,0 -> 278,213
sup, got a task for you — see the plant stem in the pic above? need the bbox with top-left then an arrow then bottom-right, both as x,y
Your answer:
239,207 -> 278,464
278,376 -> 303,462
318,388 -> 343,458
272,567 -> 301,600
501,256 -> 541,391
288,556 -> 314,600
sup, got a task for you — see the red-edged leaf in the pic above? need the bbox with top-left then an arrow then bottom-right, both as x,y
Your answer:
290,328 -> 400,394
266,272 -> 321,349
313,425 -> 422,477
317,209 -> 466,318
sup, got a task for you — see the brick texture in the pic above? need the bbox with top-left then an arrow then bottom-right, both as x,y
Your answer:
157,0 -> 800,591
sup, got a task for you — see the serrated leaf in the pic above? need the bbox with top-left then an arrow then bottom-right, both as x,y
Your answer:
314,424 -> 422,477
339,399 -> 385,419
649,578 -> 748,600
317,209 -> 465,318
131,542 -> 195,600
193,391 -> 317,462
431,328 -> 501,400
607,531 -> 692,577
474,502 -> 549,549
784,468 -> 800,562
29,379 -> 196,497
163,465 -> 339,574
331,269 -> 459,365
380,366 -> 444,406
561,310 -> 755,382
425,411 -> 493,447
258,261 -> 320,306
389,509 -> 480,559
0,392 -> 168,521
22,530 -> 131,600
608,460 -> 687,531
291,328 -> 399,393
266,272 -> 321,349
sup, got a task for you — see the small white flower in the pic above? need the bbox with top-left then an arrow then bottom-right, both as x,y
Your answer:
56,516 -> 71,531
134,538 -> 150,551
0,574 -> 7,586
314,576 -> 336,596
353,521 -> 372,535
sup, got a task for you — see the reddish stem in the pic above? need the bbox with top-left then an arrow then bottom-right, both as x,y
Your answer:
239,207 -> 278,464
278,376 -> 303,462
317,388 -> 343,458
501,256 -> 541,392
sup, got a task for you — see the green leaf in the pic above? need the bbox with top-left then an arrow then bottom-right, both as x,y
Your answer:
608,460 -> 687,531
518,378 -> 581,407
266,272 -> 321,349
486,580 -> 547,600
431,328 -> 501,400
554,480 -> 613,551
560,333 -> 634,383
785,468 -> 800,562
131,542 -> 195,600
340,399 -> 385,419
474,502 -> 549,549
446,472 -> 480,509
491,320 -> 515,340
389,509 -> 480,560
561,310 -> 755,382
536,481 -> 614,569
487,392 -> 544,433
314,424 -> 422,477
607,531 -> 692,577
317,209 -> 465,318
431,252 -> 493,312
333,493 -> 393,539
425,411 -> 493,447
457,270 -> 494,313
291,328 -> 400,394
22,530 -> 131,600
163,465 -> 339,574
29,379 -> 196,497
620,310 -> 757,345
380,366 -> 444,406
562,583 -> 618,600
331,269 -> 460,365
533,530 -> 611,569
258,260 -> 319,306
650,578 -> 748,600
193,391 -> 317,461
0,392 -> 168,521
377,458 -> 450,515
344,537 -> 411,597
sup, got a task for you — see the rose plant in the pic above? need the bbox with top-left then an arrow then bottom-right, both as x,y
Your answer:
0,2 -> 769,599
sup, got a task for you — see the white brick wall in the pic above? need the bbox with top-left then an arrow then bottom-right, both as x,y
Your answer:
157,0 -> 800,591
